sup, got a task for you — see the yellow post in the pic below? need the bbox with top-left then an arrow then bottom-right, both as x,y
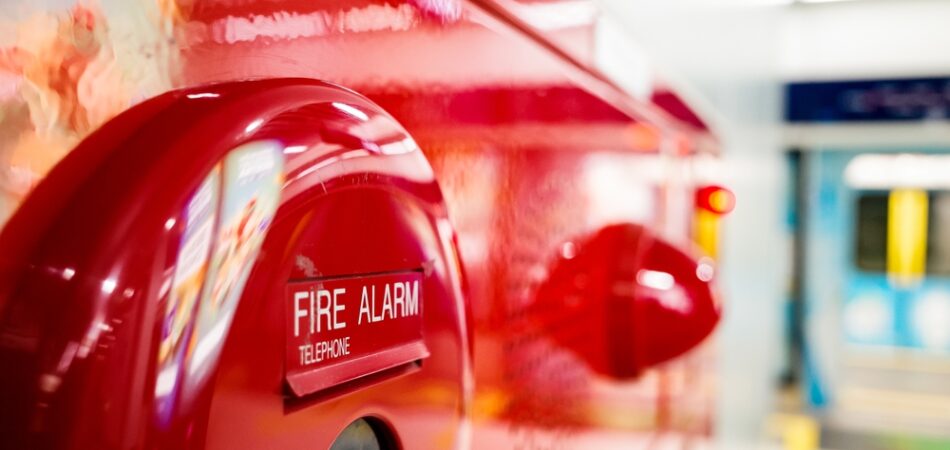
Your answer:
887,189 -> 929,286
694,208 -> 719,259
768,413 -> 820,450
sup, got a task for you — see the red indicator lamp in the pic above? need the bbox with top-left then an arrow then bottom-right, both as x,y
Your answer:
696,185 -> 735,215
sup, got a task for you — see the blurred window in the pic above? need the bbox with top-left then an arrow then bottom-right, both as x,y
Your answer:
854,191 -> 950,275
855,193 -> 888,272
927,192 -> 950,275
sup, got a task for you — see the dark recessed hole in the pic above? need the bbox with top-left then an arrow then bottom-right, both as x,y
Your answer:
330,417 -> 398,450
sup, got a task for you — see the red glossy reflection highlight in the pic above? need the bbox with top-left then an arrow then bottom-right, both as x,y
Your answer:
536,223 -> 720,379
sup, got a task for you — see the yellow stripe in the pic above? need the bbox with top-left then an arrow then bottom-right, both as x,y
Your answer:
695,209 -> 719,259
887,189 -> 928,285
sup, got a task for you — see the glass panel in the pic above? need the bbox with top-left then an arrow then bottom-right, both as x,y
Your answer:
926,192 -> 950,276
855,193 -> 888,272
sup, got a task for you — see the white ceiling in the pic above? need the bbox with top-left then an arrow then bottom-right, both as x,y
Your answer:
601,0 -> 950,82
595,0 -> 950,142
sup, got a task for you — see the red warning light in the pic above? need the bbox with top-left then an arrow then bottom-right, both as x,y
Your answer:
696,185 -> 735,215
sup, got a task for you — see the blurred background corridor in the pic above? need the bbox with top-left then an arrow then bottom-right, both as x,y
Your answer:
606,1 -> 950,449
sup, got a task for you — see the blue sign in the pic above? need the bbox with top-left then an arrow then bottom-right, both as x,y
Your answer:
785,77 -> 950,123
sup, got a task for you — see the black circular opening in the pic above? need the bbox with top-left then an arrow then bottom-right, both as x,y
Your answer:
329,417 -> 398,450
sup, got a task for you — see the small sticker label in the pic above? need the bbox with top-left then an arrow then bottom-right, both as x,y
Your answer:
285,272 -> 428,396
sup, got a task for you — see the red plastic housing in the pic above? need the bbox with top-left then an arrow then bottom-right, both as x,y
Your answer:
0,1 -> 722,448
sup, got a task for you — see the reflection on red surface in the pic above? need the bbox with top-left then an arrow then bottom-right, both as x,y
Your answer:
651,89 -> 710,132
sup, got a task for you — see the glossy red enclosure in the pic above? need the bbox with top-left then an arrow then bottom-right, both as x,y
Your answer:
0,79 -> 470,449
0,1 -> 722,449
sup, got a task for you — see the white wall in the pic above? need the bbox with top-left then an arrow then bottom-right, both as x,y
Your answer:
781,0 -> 950,80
